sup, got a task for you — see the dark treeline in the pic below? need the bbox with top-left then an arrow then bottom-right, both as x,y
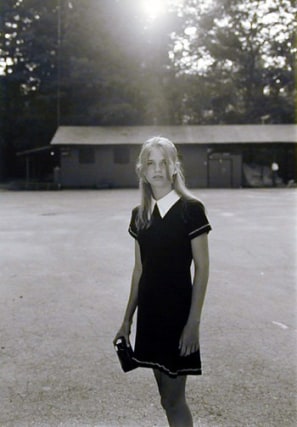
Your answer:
0,0 -> 296,178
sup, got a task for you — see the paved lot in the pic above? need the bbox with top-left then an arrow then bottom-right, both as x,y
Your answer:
0,189 -> 296,427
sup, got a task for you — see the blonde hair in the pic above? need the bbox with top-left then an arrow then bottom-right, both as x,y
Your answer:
135,136 -> 196,230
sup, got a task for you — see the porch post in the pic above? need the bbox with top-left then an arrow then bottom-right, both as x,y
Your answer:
25,156 -> 30,189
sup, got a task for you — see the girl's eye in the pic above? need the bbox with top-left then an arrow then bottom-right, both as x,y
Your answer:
147,161 -> 153,166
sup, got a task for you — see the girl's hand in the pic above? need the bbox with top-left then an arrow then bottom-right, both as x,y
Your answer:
179,322 -> 200,357
113,320 -> 132,347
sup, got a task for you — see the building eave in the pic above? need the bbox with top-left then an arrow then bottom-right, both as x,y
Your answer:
50,124 -> 297,146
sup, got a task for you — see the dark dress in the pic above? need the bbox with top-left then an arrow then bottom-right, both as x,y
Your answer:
128,197 -> 211,378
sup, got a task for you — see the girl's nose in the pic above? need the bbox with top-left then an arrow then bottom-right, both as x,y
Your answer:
154,163 -> 161,173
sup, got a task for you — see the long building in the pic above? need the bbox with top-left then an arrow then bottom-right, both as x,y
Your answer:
50,125 -> 297,188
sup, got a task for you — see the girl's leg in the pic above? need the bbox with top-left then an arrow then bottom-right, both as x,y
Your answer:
153,369 -> 193,427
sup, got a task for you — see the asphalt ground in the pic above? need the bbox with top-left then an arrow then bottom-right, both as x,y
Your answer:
0,189 -> 296,427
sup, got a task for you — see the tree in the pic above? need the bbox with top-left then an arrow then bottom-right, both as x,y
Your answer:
1,0 -> 182,177
2,0 -> 295,180
58,0 -> 181,125
170,0 -> 297,123
0,0 -> 59,179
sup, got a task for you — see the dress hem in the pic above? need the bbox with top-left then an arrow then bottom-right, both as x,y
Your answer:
132,356 -> 202,378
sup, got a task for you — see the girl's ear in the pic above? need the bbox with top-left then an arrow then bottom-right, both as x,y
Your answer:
171,169 -> 177,183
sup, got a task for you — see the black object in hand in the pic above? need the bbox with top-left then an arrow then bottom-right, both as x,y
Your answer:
114,337 -> 137,372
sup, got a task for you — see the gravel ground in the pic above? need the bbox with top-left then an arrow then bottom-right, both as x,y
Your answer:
0,188 -> 296,427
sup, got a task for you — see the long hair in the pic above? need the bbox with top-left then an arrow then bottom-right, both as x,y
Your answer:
135,136 -> 196,230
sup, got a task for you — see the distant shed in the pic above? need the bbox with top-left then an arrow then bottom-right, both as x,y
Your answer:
50,125 -> 297,188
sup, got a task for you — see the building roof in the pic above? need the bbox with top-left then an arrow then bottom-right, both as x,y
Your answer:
16,145 -> 52,156
51,124 -> 297,146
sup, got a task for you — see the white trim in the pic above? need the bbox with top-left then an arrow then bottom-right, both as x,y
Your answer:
188,224 -> 210,236
132,356 -> 201,377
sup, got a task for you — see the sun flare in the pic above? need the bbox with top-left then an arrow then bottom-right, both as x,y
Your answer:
141,0 -> 167,20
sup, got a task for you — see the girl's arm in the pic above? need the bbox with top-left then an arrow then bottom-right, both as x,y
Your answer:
113,240 -> 142,345
179,233 -> 210,356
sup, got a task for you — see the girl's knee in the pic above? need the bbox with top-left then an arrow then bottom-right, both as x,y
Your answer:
160,393 -> 186,412
155,372 -> 187,412
160,395 -> 173,411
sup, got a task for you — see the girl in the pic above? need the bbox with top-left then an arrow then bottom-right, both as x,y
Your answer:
114,136 -> 211,427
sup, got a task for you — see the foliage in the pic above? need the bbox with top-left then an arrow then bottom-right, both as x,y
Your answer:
170,0 -> 297,123
0,0 -> 296,177
0,0 -> 58,150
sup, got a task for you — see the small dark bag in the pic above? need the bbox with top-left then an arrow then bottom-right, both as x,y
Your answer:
114,337 -> 137,372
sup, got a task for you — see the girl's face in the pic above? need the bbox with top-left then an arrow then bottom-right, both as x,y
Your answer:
144,146 -> 175,192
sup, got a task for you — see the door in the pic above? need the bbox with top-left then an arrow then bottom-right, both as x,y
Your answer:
208,158 -> 232,187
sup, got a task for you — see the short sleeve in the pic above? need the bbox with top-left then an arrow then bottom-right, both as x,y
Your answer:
184,199 -> 211,240
128,207 -> 139,239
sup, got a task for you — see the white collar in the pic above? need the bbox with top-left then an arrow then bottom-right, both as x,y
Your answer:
152,190 -> 180,218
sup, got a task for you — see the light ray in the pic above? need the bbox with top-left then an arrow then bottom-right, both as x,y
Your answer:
141,0 -> 167,20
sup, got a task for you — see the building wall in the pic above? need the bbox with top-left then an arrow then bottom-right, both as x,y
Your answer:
179,145 -> 242,188
59,144 -> 210,188
178,145 -> 208,188
58,142 -> 295,188
60,145 -> 140,188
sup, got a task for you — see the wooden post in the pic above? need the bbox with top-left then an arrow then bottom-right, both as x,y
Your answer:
25,156 -> 30,189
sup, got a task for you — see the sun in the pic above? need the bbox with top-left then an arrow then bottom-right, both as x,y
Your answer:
141,0 -> 167,20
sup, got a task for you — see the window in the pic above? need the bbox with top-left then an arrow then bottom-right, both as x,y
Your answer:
79,147 -> 95,164
114,146 -> 130,164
